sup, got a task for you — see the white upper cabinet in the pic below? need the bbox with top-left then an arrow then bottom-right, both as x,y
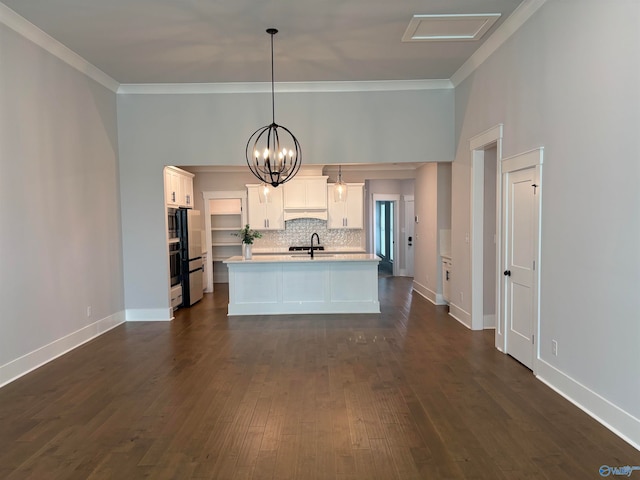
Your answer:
327,183 -> 364,229
282,176 -> 328,220
180,174 -> 194,207
283,176 -> 328,210
247,185 -> 285,230
164,166 -> 194,208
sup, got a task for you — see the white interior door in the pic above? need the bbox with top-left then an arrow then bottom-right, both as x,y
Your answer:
503,164 -> 540,370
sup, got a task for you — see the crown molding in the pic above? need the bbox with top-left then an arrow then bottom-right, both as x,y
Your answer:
0,3 -> 119,93
450,0 -> 547,87
117,79 -> 453,95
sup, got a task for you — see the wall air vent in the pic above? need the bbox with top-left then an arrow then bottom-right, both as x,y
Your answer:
402,14 -> 501,42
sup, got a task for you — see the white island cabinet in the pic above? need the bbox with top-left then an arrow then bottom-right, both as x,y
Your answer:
223,254 -> 380,315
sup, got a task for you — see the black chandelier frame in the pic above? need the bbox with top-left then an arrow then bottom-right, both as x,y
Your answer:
245,28 -> 301,188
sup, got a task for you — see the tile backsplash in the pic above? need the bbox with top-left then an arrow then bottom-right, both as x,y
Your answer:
253,218 -> 363,249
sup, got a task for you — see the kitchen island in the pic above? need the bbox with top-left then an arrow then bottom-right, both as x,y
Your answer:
223,254 -> 380,315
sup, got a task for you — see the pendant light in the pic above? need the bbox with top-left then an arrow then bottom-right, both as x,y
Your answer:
258,182 -> 271,204
245,28 -> 301,188
334,165 -> 347,202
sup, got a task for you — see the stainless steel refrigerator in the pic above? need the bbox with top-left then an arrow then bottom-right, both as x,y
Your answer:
177,208 -> 204,307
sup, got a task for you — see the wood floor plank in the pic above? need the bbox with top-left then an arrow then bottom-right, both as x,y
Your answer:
0,279 -> 637,479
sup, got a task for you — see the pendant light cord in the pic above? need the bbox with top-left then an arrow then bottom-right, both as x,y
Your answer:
270,31 -> 275,125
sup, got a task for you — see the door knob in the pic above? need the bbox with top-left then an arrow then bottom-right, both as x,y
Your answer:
504,270 -> 511,276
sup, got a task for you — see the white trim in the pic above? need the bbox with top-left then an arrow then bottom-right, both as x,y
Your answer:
402,14 -> 501,43
448,303 -> 472,329
469,124 -> 503,334
470,124 -> 504,151
451,0 -> 547,87
0,311 -> 125,388
202,190 -> 248,292
502,147 -> 544,172
228,300 -> 380,316
412,280 -> 447,305
117,79 -> 453,95
371,194 -> 401,276
501,148 -> 543,373
0,3 -> 119,93
537,360 -> 640,451
403,194 -> 415,277
125,308 -> 172,322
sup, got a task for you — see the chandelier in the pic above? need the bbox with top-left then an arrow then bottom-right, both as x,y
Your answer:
245,28 -> 301,188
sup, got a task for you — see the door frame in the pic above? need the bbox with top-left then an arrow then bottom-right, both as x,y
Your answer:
203,190 -> 248,293
402,195 -> 415,277
501,148 -> 543,373
371,194 -> 401,276
469,124 -> 503,332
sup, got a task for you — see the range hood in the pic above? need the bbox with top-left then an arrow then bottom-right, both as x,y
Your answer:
283,209 -> 327,221
283,167 -> 328,221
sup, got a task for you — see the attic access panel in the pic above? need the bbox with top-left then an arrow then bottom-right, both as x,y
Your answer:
402,14 -> 501,42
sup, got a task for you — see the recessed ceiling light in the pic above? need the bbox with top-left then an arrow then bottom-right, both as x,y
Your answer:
402,14 -> 501,42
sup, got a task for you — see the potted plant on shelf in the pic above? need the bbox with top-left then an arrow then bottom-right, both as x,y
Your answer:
235,224 -> 262,260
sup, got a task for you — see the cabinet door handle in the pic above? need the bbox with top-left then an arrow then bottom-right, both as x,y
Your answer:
172,192 -> 176,202
446,270 -> 450,281
504,270 -> 511,276
186,195 -> 190,205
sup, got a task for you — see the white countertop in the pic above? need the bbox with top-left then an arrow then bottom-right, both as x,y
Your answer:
252,246 -> 366,254
224,253 -> 380,264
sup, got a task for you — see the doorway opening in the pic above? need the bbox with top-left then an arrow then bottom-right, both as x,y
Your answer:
371,194 -> 400,277
469,125 -> 503,332
375,200 -> 394,276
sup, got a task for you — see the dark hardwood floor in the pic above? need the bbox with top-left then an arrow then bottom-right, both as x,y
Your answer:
0,277 -> 638,479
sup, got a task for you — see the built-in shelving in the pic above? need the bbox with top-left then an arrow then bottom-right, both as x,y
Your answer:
203,191 -> 247,291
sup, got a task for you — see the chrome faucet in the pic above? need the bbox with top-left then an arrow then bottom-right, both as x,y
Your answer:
310,233 -> 320,259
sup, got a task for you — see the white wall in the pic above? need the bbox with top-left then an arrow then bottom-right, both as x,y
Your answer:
0,24 -> 124,384
413,163 -> 451,303
117,89 -> 453,314
451,1 -> 640,444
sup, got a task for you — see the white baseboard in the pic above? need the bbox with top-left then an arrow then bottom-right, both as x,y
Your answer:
448,302 -> 471,329
125,308 -> 172,322
537,359 -> 640,451
484,314 -> 496,329
412,280 -> 447,305
0,311 -> 125,388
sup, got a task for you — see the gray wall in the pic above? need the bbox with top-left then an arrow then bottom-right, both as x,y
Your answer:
451,0 -> 640,425
117,88 -> 453,313
0,24 -> 123,374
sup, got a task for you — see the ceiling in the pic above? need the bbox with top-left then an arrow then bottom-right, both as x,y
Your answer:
2,0 -> 524,84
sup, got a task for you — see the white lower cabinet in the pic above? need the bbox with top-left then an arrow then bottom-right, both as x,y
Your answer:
327,183 -> 364,229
